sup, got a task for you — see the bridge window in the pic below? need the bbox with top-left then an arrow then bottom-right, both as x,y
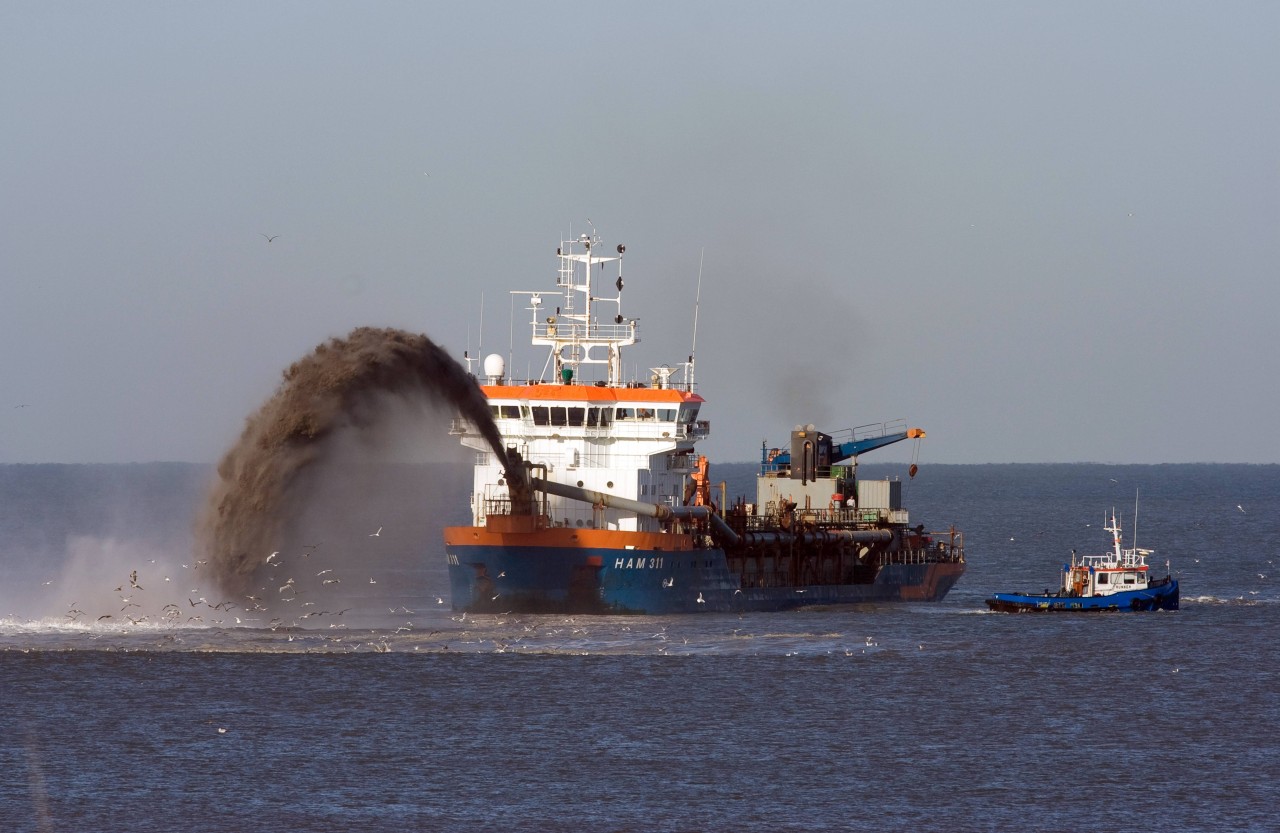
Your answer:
616,407 -> 635,421
587,407 -> 612,427
677,405 -> 700,423
567,407 -> 585,426
1098,573 -> 1109,585
531,406 -> 550,425
657,409 -> 676,422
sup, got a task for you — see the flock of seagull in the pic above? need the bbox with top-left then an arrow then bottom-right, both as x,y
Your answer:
38,528 -> 422,640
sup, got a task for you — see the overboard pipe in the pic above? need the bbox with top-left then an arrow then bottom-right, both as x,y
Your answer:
531,476 -> 740,547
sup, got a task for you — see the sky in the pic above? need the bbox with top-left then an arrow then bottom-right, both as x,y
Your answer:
2,1 -> 1277,464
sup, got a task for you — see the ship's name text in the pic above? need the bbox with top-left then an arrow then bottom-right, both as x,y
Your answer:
614,556 -> 664,570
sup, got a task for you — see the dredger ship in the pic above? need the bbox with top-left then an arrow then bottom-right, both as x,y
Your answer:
443,231 -> 965,614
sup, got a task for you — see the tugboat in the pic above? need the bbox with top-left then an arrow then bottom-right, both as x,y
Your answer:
986,508 -> 1178,612
442,228 -> 965,614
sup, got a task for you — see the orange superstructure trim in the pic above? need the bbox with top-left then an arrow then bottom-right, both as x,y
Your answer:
481,384 -> 703,404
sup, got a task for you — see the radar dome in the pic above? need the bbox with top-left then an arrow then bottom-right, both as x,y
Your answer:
483,353 -> 506,383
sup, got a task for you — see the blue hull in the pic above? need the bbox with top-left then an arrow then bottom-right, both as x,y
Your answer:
446,543 -> 965,614
986,578 -> 1179,612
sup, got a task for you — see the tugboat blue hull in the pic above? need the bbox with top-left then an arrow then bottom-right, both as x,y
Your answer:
986,578 -> 1179,613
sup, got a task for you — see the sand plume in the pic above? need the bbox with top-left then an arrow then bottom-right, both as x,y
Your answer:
196,327 -> 508,595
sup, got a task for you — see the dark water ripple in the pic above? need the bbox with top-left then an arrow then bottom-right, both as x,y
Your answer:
2,463 -> 1279,831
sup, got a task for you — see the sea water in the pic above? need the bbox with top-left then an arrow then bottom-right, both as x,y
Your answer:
2,463 -> 1277,831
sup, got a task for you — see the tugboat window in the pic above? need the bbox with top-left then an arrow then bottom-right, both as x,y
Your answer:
1098,574 -> 1109,585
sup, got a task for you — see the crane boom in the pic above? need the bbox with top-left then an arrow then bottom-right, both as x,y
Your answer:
765,427 -> 925,469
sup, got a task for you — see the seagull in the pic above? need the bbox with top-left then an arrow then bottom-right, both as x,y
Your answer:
696,592 -> 705,604
316,569 -> 333,576
266,551 -> 281,565
369,578 -> 377,584
260,234 -> 278,243
435,596 -> 444,605
369,527 -> 382,537
217,727 -> 227,734
1238,505 -> 1246,513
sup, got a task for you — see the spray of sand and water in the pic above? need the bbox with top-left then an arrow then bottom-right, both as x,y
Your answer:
196,326 -> 513,596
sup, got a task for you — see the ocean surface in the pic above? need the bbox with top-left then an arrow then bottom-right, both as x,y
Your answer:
2,462 -> 1278,832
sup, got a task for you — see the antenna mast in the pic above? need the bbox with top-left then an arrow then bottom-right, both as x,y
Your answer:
688,247 -> 704,390
1133,487 -> 1139,555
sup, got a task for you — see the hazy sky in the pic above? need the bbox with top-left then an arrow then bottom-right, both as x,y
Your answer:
3,2 -> 1277,464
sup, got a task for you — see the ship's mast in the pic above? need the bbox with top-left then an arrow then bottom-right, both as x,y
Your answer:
531,230 -> 634,386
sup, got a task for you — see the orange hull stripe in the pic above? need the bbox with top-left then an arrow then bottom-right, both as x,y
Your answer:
444,525 -> 695,551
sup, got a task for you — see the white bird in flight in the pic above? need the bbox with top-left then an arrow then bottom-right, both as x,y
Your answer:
369,527 -> 382,537
260,233 -> 279,243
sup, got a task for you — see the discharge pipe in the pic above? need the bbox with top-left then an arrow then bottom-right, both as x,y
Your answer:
531,476 -> 740,547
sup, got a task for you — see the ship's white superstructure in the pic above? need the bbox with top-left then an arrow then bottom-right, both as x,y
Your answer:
451,231 -> 710,532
